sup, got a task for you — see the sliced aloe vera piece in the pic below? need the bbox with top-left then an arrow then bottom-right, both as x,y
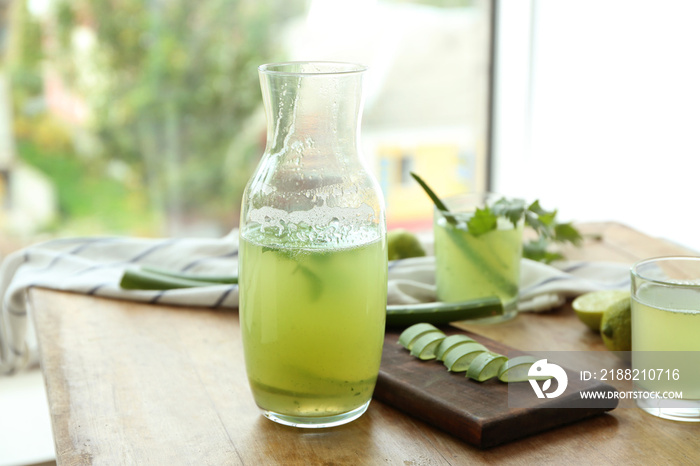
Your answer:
443,342 -> 488,372
497,355 -> 544,383
398,323 -> 441,350
410,332 -> 446,360
466,352 -> 508,382
435,334 -> 475,361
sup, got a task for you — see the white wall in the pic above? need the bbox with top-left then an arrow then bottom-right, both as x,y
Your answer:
492,0 -> 700,253
0,370 -> 56,465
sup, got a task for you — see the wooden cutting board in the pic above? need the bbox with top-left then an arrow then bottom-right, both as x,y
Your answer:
373,327 -> 618,449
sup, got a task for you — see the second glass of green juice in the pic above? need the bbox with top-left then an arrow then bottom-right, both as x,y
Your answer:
433,193 -> 523,324
631,256 -> 700,422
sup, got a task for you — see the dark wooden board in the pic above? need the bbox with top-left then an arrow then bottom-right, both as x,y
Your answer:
374,327 -> 618,449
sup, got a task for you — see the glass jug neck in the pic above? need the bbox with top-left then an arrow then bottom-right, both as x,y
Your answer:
259,62 -> 366,159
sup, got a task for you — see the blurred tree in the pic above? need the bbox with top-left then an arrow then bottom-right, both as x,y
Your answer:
48,0 -> 305,235
3,0 -> 42,90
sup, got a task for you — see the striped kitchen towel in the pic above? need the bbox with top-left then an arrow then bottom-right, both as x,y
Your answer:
386,256 -> 631,311
0,232 -> 240,375
0,232 -> 631,375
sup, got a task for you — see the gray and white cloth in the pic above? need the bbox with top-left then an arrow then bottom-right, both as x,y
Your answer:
0,231 -> 631,375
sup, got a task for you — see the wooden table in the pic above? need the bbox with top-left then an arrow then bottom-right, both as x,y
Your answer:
31,223 -> 700,465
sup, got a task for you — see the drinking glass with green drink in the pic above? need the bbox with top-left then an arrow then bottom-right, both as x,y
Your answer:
411,173 -> 583,324
432,192 -> 523,324
238,62 -> 387,428
631,256 -> 700,422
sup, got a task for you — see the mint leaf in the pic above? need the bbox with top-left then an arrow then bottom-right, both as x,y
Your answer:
523,238 -> 564,264
524,212 -> 547,233
466,207 -> 498,236
492,198 -> 526,228
554,222 -> 583,245
537,210 -> 557,228
527,200 -> 547,216
526,201 -> 557,231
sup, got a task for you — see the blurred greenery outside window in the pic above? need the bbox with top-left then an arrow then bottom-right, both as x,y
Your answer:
0,0 -> 492,248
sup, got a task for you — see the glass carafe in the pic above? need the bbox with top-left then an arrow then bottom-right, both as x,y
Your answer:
239,62 -> 387,428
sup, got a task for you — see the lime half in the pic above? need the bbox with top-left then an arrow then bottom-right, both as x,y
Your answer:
410,332 -> 446,360
398,323 -> 441,350
435,334 -> 475,361
443,342 -> 487,372
572,290 -> 630,331
600,297 -> 632,352
467,352 -> 508,382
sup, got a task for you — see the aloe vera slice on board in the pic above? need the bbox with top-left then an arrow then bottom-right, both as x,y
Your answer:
443,342 -> 488,372
435,334 -> 476,361
466,352 -> 509,382
410,332 -> 447,360
398,323 -> 442,350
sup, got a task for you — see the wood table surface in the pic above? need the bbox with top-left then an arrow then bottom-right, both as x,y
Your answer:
30,222 -> 700,465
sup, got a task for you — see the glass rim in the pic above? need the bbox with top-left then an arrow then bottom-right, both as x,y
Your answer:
258,61 -> 368,76
434,192 -> 525,212
631,255 -> 700,287
440,192 -> 509,201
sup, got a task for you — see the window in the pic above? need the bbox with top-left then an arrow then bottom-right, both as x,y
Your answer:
1,0 -> 494,252
492,0 -> 700,252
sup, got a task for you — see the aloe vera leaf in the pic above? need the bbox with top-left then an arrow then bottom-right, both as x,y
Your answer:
410,172 -> 458,226
386,296 -> 503,327
120,268 -> 228,290
140,266 -> 237,284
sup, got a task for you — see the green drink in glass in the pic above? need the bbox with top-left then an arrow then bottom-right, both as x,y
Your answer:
631,256 -> 700,422
239,62 -> 387,428
240,227 -> 386,427
433,193 -> 523,324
